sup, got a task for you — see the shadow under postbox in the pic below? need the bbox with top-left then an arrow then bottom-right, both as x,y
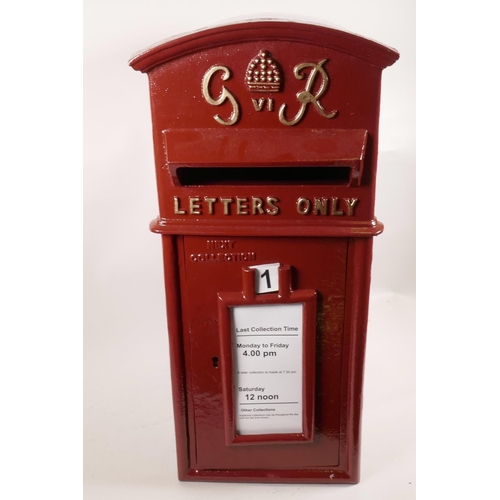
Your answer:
130,19 -> 398,484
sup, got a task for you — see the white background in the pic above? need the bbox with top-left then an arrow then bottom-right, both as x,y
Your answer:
83,1 -> 415,499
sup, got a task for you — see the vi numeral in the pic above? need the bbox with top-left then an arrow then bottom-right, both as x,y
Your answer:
251,98 -> 274,112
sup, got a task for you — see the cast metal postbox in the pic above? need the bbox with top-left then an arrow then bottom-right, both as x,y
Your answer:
130,20 -> 398,484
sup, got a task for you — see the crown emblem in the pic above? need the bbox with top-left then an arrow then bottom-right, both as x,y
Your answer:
245,50 -> 282,92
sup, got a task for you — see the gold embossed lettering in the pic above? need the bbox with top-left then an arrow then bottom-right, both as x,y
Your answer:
279,59 -> 338,126
220,197 -> 234,215
331,197 -> 344,216
189,196 -> 202,215
296,197 -> 311,215
202,66 -> 239,126
344,198 -> 359,216
314,197 -> 328,215
174,196 -> 186,215
204,197 -> 217,215
266,197 -> 280,215
252,197 -> 265,215
251,98 -> 266,111
236,197 -> 250,215
251,97 -> 275,113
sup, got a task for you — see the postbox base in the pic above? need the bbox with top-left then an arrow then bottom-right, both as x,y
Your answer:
181,468 -> 359,484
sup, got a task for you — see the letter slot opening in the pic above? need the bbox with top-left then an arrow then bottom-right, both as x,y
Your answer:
175,166 -> 352,186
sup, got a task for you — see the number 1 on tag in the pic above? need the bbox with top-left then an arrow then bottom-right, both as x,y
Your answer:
249,263 -> 280,294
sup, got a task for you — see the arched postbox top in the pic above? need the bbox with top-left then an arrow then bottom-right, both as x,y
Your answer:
129,19 -> 399,73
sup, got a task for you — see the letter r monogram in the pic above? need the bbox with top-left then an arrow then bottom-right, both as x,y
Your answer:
279,59 -> 338,126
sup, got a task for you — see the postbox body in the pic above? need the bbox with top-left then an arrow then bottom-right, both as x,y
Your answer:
130,20 -> 398,483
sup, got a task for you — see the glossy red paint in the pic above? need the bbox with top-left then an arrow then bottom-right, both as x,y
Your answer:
130,19 -> 398,483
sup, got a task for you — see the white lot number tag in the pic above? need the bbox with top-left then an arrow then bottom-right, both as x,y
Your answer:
232,303 -> 303,435
249,263 -> 280,294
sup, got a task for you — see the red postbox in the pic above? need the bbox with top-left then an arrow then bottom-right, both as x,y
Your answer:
130,20 -> 398,484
